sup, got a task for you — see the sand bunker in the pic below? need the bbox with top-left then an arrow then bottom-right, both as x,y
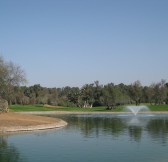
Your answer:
0,112 -> 67,133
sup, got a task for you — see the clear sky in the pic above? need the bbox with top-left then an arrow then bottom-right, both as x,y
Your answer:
0,0 -> 168,87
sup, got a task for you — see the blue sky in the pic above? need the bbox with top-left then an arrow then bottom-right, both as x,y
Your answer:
0,0 -> 168,87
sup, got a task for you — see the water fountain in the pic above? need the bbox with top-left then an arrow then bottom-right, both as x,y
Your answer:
125,105 -> 150,115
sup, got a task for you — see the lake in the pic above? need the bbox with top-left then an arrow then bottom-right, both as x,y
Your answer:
1,114 -> 168,162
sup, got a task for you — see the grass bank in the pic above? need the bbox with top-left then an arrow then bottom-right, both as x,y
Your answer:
10,104 -> 123,112
148,104 -> 168,111
9,104 -> 168,112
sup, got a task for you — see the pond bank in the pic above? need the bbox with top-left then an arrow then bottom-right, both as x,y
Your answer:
0,112 -> 67,134
17,111 -> 168,115
1,111 -> 168,134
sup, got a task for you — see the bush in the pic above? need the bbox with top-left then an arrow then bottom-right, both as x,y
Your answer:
0,99 -> 9,113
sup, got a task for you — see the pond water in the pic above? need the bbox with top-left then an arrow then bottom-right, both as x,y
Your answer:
1,114 -> 168,162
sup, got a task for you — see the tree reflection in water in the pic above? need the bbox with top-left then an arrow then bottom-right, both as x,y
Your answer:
146,117 -> 168,145
63,115 -> 126,137
56,114 -> 168,143
0,136 -> 26,162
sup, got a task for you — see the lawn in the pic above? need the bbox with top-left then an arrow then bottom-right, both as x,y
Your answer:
9,104 -> 168,112
148,104 -> 168,111
10,104 -> 124,112
10,104 -> 56,112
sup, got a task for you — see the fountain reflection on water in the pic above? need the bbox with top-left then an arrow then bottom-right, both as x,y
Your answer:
122,105 -> 152,127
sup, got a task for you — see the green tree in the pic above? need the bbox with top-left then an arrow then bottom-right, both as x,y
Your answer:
102,83 -> 117,109
93,81 -> 103,106
0,57 -> 27,104
151,79 -> 167,105
81,84 -> 94,108
48,88 -> 59,105
129,80 -> 142,105
67,87 -> 80,106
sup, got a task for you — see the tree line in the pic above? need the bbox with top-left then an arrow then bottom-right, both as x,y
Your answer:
0,56 -> 168,108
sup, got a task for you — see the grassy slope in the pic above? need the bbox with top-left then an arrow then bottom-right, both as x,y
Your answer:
148,104 -> 168,111
10,104 -> 123,112
9,104 -> 168,112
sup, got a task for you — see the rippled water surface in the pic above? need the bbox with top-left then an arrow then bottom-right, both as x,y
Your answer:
1,114 -> 168,162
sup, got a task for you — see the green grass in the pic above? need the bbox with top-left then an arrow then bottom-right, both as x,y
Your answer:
10,104 -> 124,112
10,104 -> 57,112
9,104 -> 168,112
148,104 -> 168,111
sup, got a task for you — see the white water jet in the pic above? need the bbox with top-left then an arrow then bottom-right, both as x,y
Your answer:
125,105 -> 149,116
